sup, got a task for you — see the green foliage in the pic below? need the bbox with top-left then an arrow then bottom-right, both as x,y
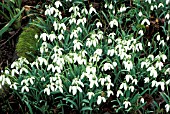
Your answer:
16,25 -> 40,62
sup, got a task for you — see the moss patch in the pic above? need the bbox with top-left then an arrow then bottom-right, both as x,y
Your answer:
16,25 -> 40,62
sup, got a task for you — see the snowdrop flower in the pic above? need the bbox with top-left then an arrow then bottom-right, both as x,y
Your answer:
117,90 -> 123,97
89,5 -> 96,14
148,42 -> 151,46
102,63 -> 113,71
119,6 -> 126,12
10,82 -> 17,90
96,22 -> 102,28
165,104 -> 170,112
166,79 -> 170,85
37,57 -> 48,66
147,66 -> 158,78
160,54 -> 167,62
35,34 -> 38,39
158,3 -> 164,8
150,5 -> 154,10
129,86 -> 134,92
120,82 -> 128,90
87,92 -> 95,100
141,19 -> 150,25
157,34 -> 161,41
81,7 -> 88,15
48,33 -> 56,42
138,30 -> 144,36
69,85 -> 83,95
21,79 -> 29,86
89,75 -> 99,88
159,40 -> 165,46
109,3 -> 113,10
138,11 -> 143,17
109,19 -> 118,28
28,77 -> 35,85
99,78 -> 106,86
94,49 -> 102,56
165,14 -> 170,20
44,86 -> 50,95
11,69 -> 19,76
105,80 -> 114,90
123,60 -> 133,71
140,98 -> 145,103
97,96 -> 106,105
5,77 -> 11,85
125,74 -> 133,83
145,0 -> 151,4
107,90 -> 113,97
151,80 -> 157,87
155,61 -> 163,70
58,34 -> 64,41
144,77 -> 150,83
21,85 -> 29,93
157,81 -> 165,91
40,33 -> 48,41
132,79 -> 138,85
148,54 -> 154,61
55,1 -> 62,8
53,21 -> 58,31
123,100 -> 131,109
107,49 -> 115,56
73,39 -> 83,51
41,77 -> 45,81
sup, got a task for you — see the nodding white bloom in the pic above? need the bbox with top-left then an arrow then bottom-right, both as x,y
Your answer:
158,81 -> 165,91
145,0 -> 151,4
165,104 -> 170,112
37,57 -> 48,66
160,54 -> 167,62
123,100 -> 131,109
138,11 -> 143,17
89,75 -> 99,88
58,34 -> 64,40
94,49 -> 102,56
107,49 -> 115,56
20,67 -> 28,74
123,60 -> 133,71
81,7 -> 88,15
140,98 -> 145,103
21,85 -> 29,93
141,19 -> 150,25
155,61 -> 164,70
166,79 -> 170,85
28,77 -> 35,85
48,33 -> 56,42
157,34 -> 161,41
158,3 -> 164,8
119,6 -> 126,12
89,5 -> 96,14
10,82 -> 17,90
70,30 -> 78,39
40,42 -> 48,54
96,22 -> 102,28
73,39 -> 83,51
125,75 -> 133,83
117,90 -> 123,97
105,80 -> 114,90
148,42 -> 151,46
165,68 -> 170,75
47,64 -> 55,72
41,77 -> 45,81
150,5 -> 154,10
87,92 -> 95,100
147,66 -> 158,78
5,77 -> 11,85
165,14 -> 170,20
21,79 -> 29,86
144,77 -> 150,83
97,96 -> 106,105
35,34 -> 38,39
148,54 -> 154,61
102,63 -> 114,71
109,19 -> 118,28
11,69 -> 19,76
129,86 -> 135,92
53,21 -> 58,31
69,78 -> 84,95
120,82 -> 128,90
141,61 -> 150,68
44,86 -> 50,95
99,78 -> 106,86
40,33 -> 48,41
107,90 -> 113,97
138,30 -> 144,36
151,80 -> 157,87
159,40 -> 165,46
55,1 -> 62,8
132,79 -> 138,85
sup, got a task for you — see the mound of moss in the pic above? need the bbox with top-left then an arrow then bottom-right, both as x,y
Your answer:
16,25 -> 40,62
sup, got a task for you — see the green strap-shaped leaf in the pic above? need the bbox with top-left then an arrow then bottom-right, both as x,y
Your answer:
0,7 -> 24,38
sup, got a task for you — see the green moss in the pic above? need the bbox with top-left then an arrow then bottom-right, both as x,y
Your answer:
16,25 -> 40,62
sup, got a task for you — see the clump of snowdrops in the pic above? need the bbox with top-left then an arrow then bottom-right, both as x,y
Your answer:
0,0 -> 170,113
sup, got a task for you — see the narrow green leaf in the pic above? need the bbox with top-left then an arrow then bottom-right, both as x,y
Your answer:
80,106 -> 93,112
